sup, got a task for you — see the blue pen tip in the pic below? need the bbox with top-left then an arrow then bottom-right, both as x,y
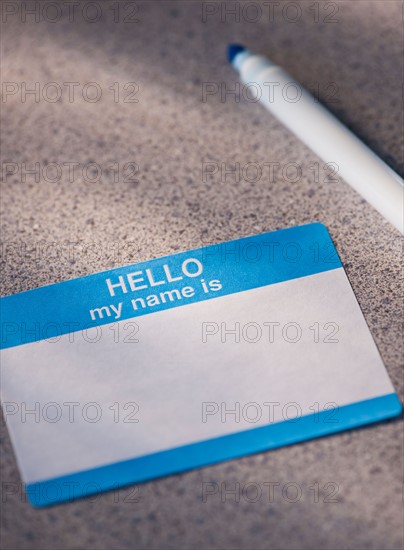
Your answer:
227,44 -> 245,63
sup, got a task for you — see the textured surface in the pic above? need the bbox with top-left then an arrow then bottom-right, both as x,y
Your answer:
0,1 -> 403,549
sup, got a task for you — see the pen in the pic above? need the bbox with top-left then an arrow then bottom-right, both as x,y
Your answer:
228,44 -> 404,234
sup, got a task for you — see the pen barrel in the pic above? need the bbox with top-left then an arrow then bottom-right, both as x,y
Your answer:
240,62 -> 403,233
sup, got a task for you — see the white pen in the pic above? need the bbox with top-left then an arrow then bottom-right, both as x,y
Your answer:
228,44 -> 404,234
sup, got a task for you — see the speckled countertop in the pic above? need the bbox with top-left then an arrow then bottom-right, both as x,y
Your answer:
0,1 -> 403,549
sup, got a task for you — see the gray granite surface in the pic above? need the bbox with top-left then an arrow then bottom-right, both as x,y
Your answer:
0,1 -> 403,549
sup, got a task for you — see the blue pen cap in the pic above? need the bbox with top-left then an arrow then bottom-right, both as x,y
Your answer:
227,44 -> 246,63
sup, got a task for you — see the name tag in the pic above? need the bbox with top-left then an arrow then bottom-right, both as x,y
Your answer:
1,223 -> 400,506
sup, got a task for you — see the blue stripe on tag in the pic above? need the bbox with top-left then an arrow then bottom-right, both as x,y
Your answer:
25,393 -> 401,507
1,223 -> 341,349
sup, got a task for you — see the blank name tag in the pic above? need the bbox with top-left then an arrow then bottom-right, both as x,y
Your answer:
1,223 -> 401,506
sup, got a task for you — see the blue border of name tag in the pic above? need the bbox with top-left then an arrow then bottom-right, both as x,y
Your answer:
26,394 -> 401,507
2,222 -> 342,349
